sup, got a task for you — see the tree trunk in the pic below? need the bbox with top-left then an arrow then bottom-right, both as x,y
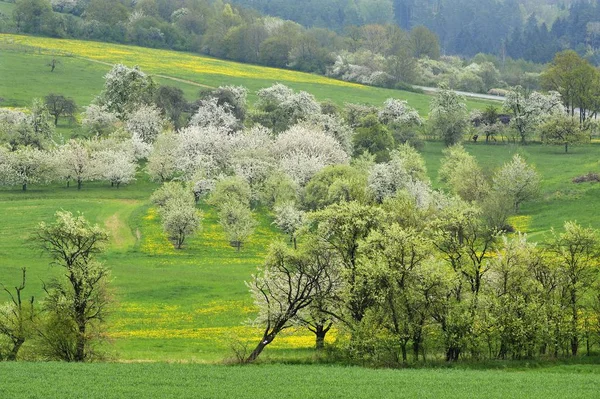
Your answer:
315,325 -> 327,350
7,338 -> 24,361
400,341 -> 408,363
571,289 -> 578,356
66,180 -> 70,188
22,183 -> 27,191
75,323 -> 86,362
565,142 -> 568,153
246,336 -> 273,363
77,179 -> 82,190
54,114 -> 59,126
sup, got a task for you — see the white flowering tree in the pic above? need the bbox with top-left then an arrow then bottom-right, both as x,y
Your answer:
503,86 -> 565,144
28,99 -> 55,144
219,201 -> 257,251
57,140 -> 97,189
0,109 -> 27,149
492,154 -> 540,213
273,202 -> 306,248
189,97 -> 240,134
126,104 -> 165,144
0,147 -> 53,191
367,146 -> 428,203
146,132 -> 178,182
253,84 -> 321,132
273,125 -> 349,185
81,104 -> 119,136
94,150 -> 137,188
160,197 -> 202,249
175,126 -> 234,178
429,85 -> 468,146
98,64 -> 155,118
231,126 -> 276,194
378,98 -> 423,127
299,113 -> 354,154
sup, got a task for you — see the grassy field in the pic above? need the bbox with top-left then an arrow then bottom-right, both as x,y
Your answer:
0,33 -> 494,113
1,362 -> 600,399
1,142 -> 600,362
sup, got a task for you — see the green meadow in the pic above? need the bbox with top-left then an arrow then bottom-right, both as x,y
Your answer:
1,362 -> 599,399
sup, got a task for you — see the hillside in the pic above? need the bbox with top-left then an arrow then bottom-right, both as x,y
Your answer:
0,34 -> 492,113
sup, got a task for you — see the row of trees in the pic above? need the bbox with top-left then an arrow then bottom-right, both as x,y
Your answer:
0,139 -> 138,191
243,141 -> 600,364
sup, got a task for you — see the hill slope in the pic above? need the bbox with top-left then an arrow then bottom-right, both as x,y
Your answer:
0,34 -> 491,113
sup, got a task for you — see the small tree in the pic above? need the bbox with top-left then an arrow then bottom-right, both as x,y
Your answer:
273,202 -> 305,249
34,211 -> 110,362
503,86 -> 564,144
219,201 -> 257,251
439,145 -> 490,203
539,114 -> 588,153
428,85 -> 468,146
492,154 -> 540,213
44,94 -> 77,126
46,58 -> 61,72
57,140 -> 96,189
98,64 -> 155,118
95,150 -> 137,188
1,146 -> 53,191
161,198 -> 202,249
126,104 -> 165,144
0,268 -> 35,361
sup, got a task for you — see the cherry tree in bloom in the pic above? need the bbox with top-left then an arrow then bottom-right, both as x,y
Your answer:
56,140 -> 97,189
378,98 -> 423,126
175,125 -> 235,178
94,150 -> 137,188
273,125 -> 349,185
126,104 -> 165,144
81,104 -> 119,136
0,146 -> 53,191
189,97 -> 240,134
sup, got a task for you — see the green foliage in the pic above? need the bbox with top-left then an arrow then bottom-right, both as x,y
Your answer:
34,211 -> 110,362
219,201 -> 257,251
353,115 -> 394,162
428,86 -> 468,146
302,165 -> 368,210
539,114 -> 589,153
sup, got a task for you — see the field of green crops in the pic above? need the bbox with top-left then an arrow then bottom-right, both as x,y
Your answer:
1,362 -> 600,399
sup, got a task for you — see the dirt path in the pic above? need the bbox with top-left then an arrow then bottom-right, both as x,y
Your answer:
81,57 -> 215,89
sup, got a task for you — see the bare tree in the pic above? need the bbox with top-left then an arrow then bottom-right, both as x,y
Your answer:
47,58 -> 61,72
44,94 -> 77,126
0,268 -> 35,361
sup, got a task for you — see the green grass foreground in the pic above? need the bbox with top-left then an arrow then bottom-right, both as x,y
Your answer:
1,362 -> 599,399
